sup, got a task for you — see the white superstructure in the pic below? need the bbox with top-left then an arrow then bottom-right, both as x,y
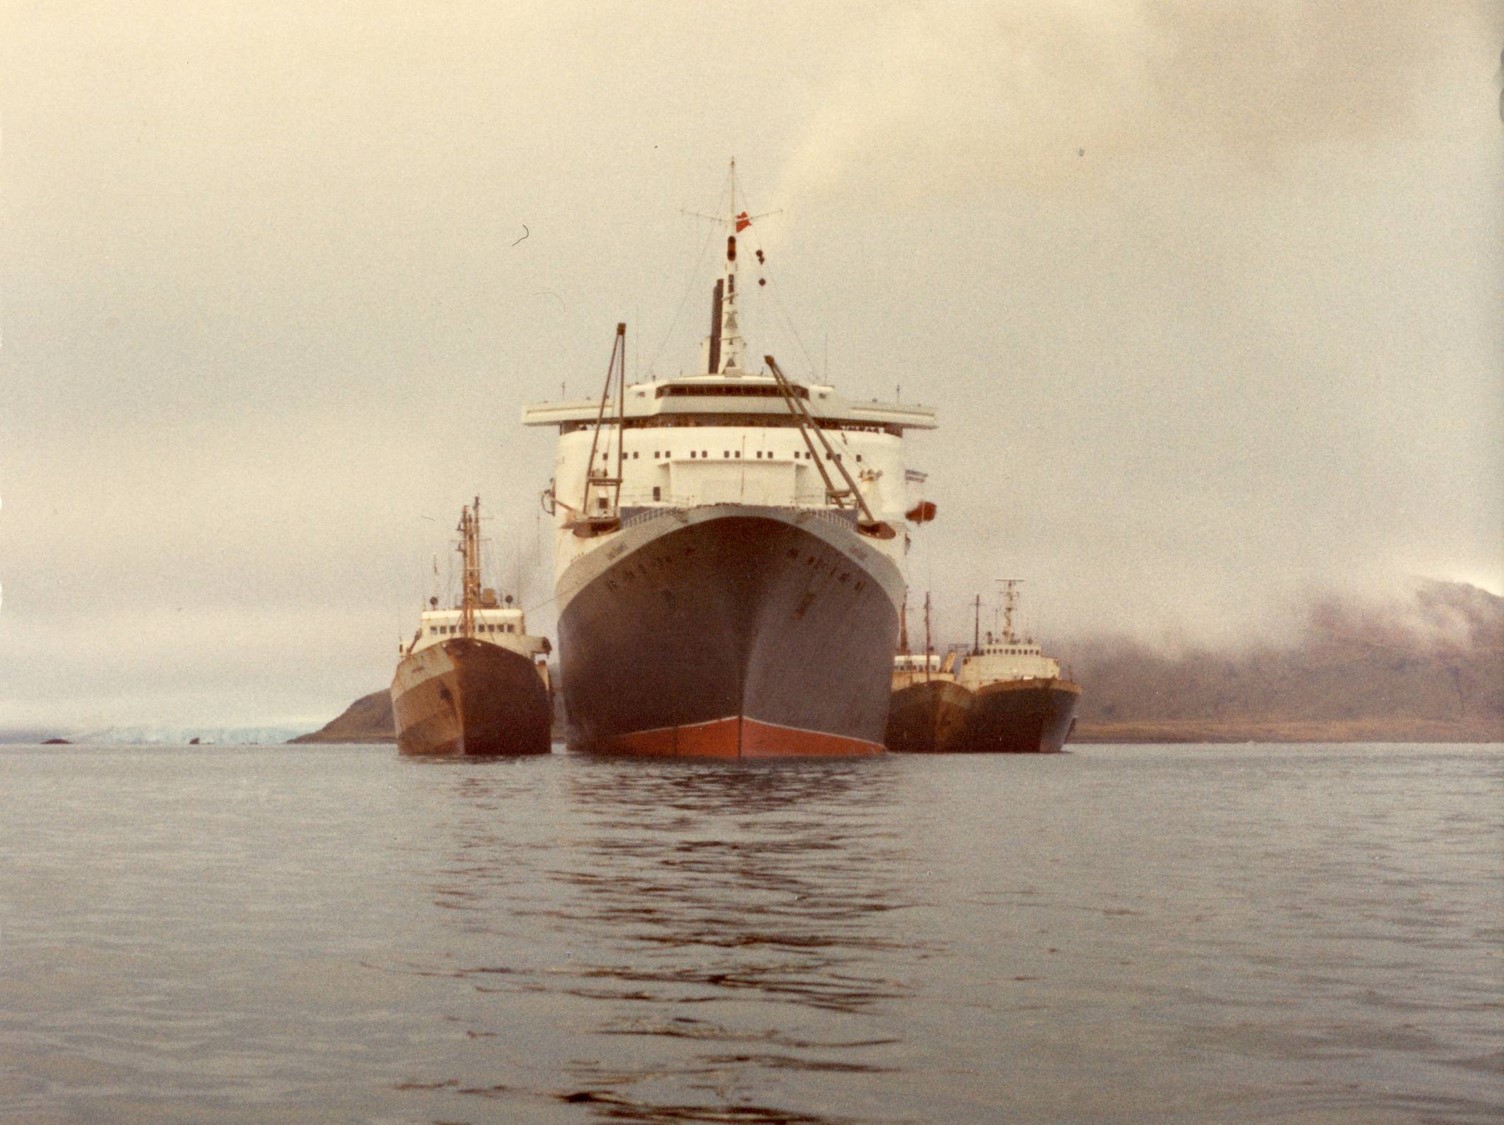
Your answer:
526,375 -> 936,584
523,162 -> 935,595
407,600 -> 542,656
948,580 -> 1064,688
401,498 -> 551,667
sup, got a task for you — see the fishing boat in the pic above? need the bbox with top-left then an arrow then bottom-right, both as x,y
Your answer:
522,163 -> 937,757
887,582 -> 1081,753
886,592 -> 973,753
390,498 -> 553,756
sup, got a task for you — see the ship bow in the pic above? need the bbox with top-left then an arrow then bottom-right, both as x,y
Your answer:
558,507 -> 902,758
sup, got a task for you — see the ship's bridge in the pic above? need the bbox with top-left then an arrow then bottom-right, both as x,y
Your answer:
521,375 -> 936,433
954,642 -> 1062,688
528,370 -> 936,580
409,604 -> 552,660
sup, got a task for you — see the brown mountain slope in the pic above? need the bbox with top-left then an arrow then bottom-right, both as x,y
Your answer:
1064,580 -> 1503,742
289,691 -> 395,744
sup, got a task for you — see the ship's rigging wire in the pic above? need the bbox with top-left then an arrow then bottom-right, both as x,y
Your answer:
758,264 -> 822,381
643,189 -> 725,377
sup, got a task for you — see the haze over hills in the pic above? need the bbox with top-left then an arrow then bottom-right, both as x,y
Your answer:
1063,579 -> 1504,742
289,579 -> 1504,745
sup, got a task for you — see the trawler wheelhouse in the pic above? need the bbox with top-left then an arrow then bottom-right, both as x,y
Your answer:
951,581 -> 1065,686
413,605 -> 530,647
400,498 -> 551,668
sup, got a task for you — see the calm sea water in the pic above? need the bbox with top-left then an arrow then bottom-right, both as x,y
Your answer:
0,743 -> 1499,1124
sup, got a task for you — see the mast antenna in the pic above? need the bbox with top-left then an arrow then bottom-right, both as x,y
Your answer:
682,159 -> 780,376
458,497 -> 483,639
997,579 -> 1022,645
924,592 -> 933,684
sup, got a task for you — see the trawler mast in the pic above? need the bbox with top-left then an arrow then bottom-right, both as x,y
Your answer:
458,498 -> 481,639
998,578 -> 1023,645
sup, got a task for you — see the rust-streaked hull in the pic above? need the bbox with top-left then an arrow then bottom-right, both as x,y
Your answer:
887,678 -> 1081,753
390,638 -> 551,756
558,507 -> 902,758
885,679 -> 973,754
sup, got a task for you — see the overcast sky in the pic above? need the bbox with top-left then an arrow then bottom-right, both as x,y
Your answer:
2,1 -> 1500,732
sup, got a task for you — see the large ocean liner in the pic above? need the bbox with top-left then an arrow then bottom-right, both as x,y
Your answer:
391,498 -> 553,756
522,166 -> 936,757
887,581 -> 1081,754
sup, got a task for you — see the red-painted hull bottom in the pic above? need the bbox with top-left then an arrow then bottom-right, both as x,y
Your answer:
579,715 -> 883,759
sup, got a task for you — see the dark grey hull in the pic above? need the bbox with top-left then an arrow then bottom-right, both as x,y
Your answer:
557,508 -> 902,757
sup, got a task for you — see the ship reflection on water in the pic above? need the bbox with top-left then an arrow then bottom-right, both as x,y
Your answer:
405,755 -> 929,1122
7,746 -> 1496,1122
557,760 -> 918,1008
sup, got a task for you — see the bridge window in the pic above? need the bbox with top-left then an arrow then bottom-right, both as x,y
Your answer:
657,383 -> 807,400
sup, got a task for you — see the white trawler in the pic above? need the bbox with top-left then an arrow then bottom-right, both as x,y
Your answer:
391,498 -> 553,756
522,163 -> 937,757
887,580 -> 1081,754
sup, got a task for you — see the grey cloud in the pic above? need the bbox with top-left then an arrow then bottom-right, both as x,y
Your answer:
1,1 -> 1497,726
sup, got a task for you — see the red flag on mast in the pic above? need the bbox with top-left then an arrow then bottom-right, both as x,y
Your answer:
735,211 -> 751,232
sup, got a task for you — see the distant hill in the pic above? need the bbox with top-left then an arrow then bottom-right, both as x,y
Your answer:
289,691 -> 395,744
1064,579 -> 1503,742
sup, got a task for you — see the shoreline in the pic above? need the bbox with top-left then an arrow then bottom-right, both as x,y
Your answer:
1070,718 -> 1502,744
